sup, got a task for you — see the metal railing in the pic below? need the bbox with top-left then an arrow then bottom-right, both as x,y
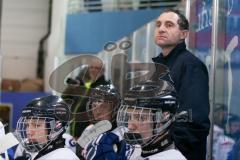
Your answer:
67,0 -> 180,14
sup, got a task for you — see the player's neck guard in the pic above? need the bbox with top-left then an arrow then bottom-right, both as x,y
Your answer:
141,130 -> 173,157
33,136 -> 65,160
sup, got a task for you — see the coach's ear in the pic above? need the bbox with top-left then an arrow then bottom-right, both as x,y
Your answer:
180,29 -> 188,40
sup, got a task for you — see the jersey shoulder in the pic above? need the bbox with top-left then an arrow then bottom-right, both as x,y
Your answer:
38,148 -> 79,160
147,149 -> 186,160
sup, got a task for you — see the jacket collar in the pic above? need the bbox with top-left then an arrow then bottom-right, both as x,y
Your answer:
152,42 -> 187,63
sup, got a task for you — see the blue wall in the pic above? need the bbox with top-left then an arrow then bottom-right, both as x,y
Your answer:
1,92 -> 50,130
65,9 -> 162,54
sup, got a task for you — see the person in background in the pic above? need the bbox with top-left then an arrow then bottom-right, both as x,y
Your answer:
152,8 -> 210,160
226,114 -> 240,140
65,65 -> 91,86
62,58 -> 109,159
212,104 -> 234,160
214,103 -> 228,129
212,125 -> 234,160
62,58 -> 109,139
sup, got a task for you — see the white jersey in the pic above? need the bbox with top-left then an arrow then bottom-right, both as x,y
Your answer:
213,125 -> 235,160
36,148 -> 79,160
14,144 -> 29,159
142,149 -> 186,160
15,144 -> 79,160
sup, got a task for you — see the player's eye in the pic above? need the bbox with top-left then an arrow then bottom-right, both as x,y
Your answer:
140,115 -> 148,121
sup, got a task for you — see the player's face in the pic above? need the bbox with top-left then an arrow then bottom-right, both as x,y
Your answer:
127,108 -> 153,143
26,119 -> 48,144
154,12 -> 188,49
92,100 -> 113,121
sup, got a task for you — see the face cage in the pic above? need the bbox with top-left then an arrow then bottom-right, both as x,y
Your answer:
15,116 -> 60,153
117,105 -> 175,147
86,97 -> 118,123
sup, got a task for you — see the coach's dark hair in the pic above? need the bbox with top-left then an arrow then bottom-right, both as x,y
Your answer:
162,9 -> 189,30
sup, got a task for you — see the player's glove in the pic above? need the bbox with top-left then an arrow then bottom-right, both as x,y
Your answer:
84,127 -> 141,160
62,133 -> 77,153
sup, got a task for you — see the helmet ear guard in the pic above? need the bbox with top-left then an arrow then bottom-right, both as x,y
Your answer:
54,103 -> 71,123
50,102 -> 70,139
49,120 -> 64,140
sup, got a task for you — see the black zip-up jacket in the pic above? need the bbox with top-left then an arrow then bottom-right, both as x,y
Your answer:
152,42 -> 210,160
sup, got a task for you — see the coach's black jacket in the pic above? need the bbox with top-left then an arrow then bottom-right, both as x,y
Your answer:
152,42 -> 210,160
